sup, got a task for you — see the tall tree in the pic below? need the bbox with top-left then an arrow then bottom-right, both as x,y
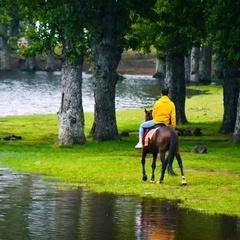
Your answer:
190,46 -> 200,84
219,67 -> 239,134
89,4 -> 124,141
232,91 -> 240,143
19,0 -> 88,145
45,50 -> 54,71
89,0 -> 157,141
129,0 -> 206,124
0,3 -> 20,70
206,0 -> 240,142
49,1 -> 87,145
165,50 -> 187,124
0,24 -> 11,70
199,45 -> 212,84
153,59 -> 165,79
184,55 -> 191,83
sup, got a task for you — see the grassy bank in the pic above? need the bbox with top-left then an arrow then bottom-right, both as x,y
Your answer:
0,85 -> 239,217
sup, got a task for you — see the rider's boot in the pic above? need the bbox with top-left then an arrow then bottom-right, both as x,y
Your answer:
135,138 -> 143,148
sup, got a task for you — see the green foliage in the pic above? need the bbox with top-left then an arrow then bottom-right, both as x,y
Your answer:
206,0 -> 240,65
128,0 -> 206,55
0,14 -> 11,25
2,0 -> 240,69
10,0 -> 90,63
1,0 -> 158,62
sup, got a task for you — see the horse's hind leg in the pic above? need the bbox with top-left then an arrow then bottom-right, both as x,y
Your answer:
159,152 -> 167,184
141,148 -> 148,181
176,153 -> 187,186
150,152 -> 158,183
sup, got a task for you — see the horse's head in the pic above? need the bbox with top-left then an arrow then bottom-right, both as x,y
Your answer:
144,109 -> 153,121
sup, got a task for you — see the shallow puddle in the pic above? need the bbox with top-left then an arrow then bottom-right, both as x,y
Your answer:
0,167 -> 239,240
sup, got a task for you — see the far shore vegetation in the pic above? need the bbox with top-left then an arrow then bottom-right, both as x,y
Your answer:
0,85 -> 239,217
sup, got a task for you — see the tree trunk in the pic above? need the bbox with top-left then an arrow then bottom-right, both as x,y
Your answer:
199,45 -> 212,84
90,7 -> 123,141
190,46 -> 200,83
165,52 -> 188,124
0,25 -> 11,70
10,17 -> 20,37
91,42 -> 122,141
214,53 -> 224,84
45,50 -> 55,71
153,59 -> 165,79
25,56 -> 37,71
58,58 -> 86,145
219,67 -> 239,133
184,55 -> 191,84
232,89 -> 240,143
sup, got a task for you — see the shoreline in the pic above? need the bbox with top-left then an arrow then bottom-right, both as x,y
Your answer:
8,52 -> 156,76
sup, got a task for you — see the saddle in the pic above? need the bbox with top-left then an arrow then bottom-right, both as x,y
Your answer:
143,123 -> 165,147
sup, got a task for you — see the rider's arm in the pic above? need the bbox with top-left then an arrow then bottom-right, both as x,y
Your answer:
152,101 -> 158,118
170,104 -> 176,128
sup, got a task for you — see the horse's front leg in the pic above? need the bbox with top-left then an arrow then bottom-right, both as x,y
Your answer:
150,151 -> 158,183
141,148 -> 148,181
176,153 -> 187,186
159,152 -> 167,184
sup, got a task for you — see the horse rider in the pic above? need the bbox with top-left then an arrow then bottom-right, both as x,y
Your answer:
135,88 -> 176,148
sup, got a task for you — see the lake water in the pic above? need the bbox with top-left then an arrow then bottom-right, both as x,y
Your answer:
0,70 -> 162,116
0,71 -> 239,239
0,167 -> 239,240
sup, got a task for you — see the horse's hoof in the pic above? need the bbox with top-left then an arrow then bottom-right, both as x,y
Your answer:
158,180 -> 163,184
181,177 -> 187,186
150,180 -> 155,183
142,175 -> 147,181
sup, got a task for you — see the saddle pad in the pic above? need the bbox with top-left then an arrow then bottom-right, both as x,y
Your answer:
144,128 -> 159,146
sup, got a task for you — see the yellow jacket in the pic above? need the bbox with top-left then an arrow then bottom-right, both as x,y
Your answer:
152,96 -> 176,128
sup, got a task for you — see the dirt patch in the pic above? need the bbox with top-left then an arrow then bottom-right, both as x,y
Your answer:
185,168 -> 239,176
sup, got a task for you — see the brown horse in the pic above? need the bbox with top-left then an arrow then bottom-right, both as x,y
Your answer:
141,109 -> 187,185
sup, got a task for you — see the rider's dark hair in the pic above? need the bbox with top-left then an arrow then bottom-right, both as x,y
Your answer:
161,88 -> 169,96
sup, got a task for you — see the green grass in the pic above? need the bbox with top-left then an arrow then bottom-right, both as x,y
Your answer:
0,85 -> 239,217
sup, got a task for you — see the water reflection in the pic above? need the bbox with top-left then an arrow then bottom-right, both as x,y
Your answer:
0,71 -> 162,116
0,167 -> 239,240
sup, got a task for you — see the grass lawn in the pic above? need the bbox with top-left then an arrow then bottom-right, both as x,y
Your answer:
0,84 -> 239,217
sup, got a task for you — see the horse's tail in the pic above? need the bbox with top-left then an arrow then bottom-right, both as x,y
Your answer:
167,131 -> 178,176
